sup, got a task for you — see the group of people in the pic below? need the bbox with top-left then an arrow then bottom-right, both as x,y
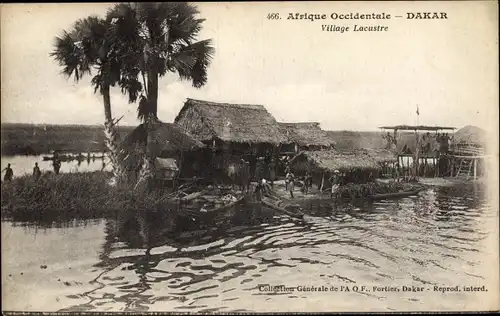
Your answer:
283,166 -> 321,199
1,159 -> 62,183
2,163 -> 42,182
251,161 -> 347,201
233,156 -> 278,193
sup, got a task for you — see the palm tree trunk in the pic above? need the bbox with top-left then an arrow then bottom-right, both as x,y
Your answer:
135,24 -> 166,193
135,113 -> 156,193
102,84 -> 125,188
147,70 -> 158,117
134,32 -> 161,193
103,85 -> 113,122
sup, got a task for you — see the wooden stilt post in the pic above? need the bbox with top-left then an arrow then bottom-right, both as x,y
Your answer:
434,157 -> 437,177
320,172 -> 324,191
450,158 -> 454,177
424,158 -> 428,177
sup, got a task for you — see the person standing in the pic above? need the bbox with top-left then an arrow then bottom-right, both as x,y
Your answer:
33,162 -> 42,181
2,163 -> 13,182
284,164 -> 291,191
254,157 -> 264,183
239,159 -> 250,193
285,169 -> 295,199
53,159 -> 61,175
329,170 -> 341,199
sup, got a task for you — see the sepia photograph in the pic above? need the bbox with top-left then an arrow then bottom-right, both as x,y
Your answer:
1,1 -> 498,313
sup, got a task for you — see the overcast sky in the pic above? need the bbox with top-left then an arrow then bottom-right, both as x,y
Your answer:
1,2 -> 498,131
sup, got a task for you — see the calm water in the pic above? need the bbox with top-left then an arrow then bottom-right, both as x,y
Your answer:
2,183 -> 497,312
1,154 -> 111,178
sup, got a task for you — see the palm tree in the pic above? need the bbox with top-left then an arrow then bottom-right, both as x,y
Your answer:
107,2 -> 214,192
51,16 -> 127,187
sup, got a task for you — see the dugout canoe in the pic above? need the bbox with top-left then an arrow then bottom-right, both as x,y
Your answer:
367,188 -> 424,201
176,194 -> 248,224
260,197 -> 305,220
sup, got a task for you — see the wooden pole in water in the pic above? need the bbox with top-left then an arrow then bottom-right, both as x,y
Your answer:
473,158 -> 477,180
320,172 -> 324,191
414,130 -> 420,179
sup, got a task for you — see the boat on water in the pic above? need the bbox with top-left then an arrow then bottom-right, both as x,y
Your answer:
367,187 -> 425,201
168,183 -> 307,229
169,185 -> 254,229
42,154 -> 105,161
176,194 -> 247,222
260,196 -> 305,219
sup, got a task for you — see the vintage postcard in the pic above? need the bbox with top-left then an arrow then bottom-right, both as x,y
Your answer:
1,1 -> 498,313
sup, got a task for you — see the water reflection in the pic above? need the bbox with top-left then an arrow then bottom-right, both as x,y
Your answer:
2,182 -> 494,312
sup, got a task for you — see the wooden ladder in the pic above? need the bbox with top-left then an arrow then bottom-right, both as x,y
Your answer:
456,159 -> 473,179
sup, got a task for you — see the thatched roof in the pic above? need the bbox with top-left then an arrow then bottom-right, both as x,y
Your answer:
364,148 -> 398,163
289,150 -> 381,172
279,122 -> 336,147
174,98 -> 287,144
120,120 -> 205,156
454,125 -> 486,145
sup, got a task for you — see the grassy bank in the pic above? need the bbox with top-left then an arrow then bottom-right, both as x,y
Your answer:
1,172 -> 178,221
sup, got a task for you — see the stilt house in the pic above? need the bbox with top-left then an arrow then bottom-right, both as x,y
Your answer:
174,98 -> 287,180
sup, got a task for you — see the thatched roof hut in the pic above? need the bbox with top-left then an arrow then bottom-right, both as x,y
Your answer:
174,98 -> 287,145
454,125 -> 486,146
279,122 -> 335,148
289,150 -> 381,173
120,120 -> 205,155
119,120 -> 205,171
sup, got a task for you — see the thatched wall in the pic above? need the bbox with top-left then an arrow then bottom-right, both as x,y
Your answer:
174,98 -> 287,145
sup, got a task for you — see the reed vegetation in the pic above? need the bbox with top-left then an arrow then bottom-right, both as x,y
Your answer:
1,172 -> 177,221
333,181 -> 421,199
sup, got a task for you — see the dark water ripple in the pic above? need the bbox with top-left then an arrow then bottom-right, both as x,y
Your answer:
2,182 -> 495,312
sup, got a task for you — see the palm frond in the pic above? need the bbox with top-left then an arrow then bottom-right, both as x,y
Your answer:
50,30 -> 90,81
168,3 -> 201,42
169,39 -> 214,88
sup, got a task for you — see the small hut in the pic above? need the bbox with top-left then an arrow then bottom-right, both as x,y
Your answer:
174,98 -> 287,180
288,150 -> 382,190
119,120 -> 206,185
279,122 -> 336,154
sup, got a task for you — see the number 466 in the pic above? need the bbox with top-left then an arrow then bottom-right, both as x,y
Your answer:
267,13 -> 280,20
